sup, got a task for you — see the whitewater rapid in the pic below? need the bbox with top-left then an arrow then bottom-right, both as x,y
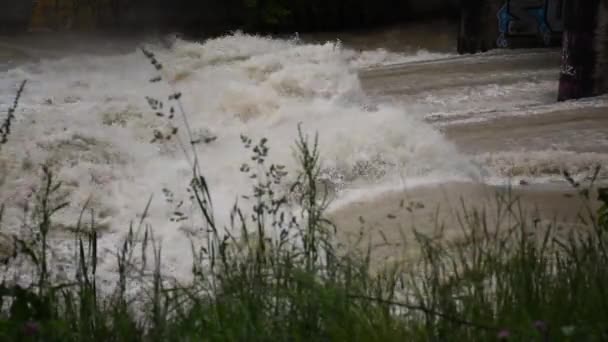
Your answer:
0,33 -> 468,277
1,32 -> 607,281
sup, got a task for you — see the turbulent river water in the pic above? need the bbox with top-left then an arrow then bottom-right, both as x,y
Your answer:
1,24 -> 607,280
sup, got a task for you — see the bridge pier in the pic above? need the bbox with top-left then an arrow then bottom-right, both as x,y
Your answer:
457,0 -> 501,54
594,0 -> 608,95
557,0 -> 601,101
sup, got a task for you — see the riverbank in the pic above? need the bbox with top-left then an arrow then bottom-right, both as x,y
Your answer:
1,158 -> 607,341
329,181 -> 603,262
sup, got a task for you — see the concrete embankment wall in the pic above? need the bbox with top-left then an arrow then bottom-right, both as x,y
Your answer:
0,0 -> 35,32
458,0 -> 566,54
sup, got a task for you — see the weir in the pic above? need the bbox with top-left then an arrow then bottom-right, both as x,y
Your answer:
1,0 -> 606,101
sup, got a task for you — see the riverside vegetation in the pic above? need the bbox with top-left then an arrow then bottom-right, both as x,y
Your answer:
0,49 -> 607,341
7,0 -> 456,35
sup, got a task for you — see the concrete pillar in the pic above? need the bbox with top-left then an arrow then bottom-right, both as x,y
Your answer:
458,0 -> 490,54
457,0 -> 505,54
558,0 -> 601,101
594,0 -> 608,95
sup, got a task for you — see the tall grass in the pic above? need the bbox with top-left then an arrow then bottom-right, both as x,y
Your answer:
0,80 -> 26,147
0,52 -> 607,341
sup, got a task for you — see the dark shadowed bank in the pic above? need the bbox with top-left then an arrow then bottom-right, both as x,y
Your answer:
0,0 -> 460,36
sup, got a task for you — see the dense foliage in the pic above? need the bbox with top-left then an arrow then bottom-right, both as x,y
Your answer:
2,0 -> 458,34
170,0 -> 416,33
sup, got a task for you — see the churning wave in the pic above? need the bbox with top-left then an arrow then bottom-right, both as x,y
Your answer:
0,32 -> 471,277
2,32 -> 604,281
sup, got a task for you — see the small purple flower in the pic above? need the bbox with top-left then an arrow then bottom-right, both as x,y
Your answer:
497,329 -> 510,340
23,321 -> 40,336
534,320 -> 548,332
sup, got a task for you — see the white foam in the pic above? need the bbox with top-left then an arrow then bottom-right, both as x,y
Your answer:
474,150 -> 608,181
326,174 -> 472,213
2,32 -> 606,282
350,48 -> 453,69
430,93 -> 608,126
0,33 -> 471,281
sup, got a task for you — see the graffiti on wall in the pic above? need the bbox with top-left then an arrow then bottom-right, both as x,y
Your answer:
496,0 -> 565,48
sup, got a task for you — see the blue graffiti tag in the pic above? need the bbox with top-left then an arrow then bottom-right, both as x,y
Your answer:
497,4 -> 513,47
496,0 -> 564,48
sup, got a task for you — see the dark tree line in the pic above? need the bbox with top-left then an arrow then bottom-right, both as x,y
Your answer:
0,0 -> 458,36
0,0 -> 456,35
122,0 -> 458,34
167,0 -> 458,34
